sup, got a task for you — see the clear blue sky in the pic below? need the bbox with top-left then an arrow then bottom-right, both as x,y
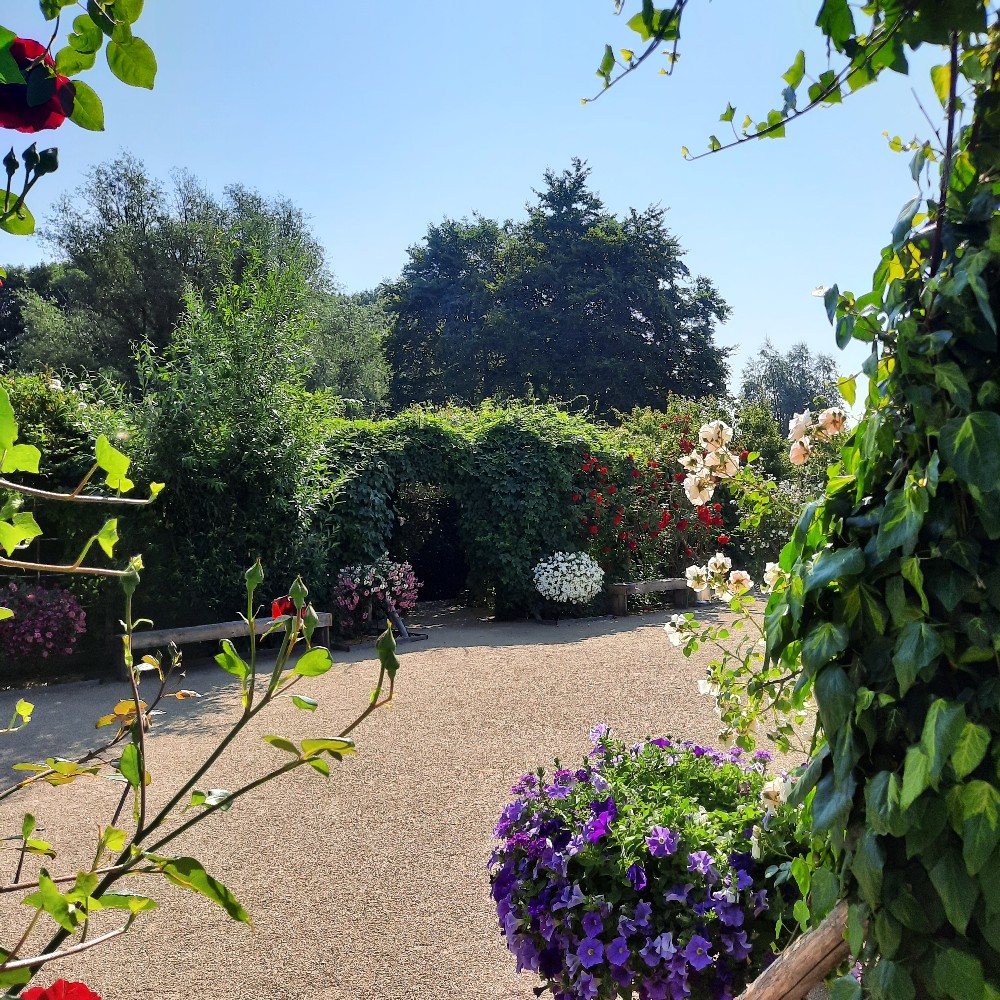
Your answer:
4,0 -> 943,390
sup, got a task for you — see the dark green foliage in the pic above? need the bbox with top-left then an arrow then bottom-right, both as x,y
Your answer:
386,159 -> 731,413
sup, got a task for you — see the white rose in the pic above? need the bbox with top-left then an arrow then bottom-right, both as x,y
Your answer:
816,406 -> 848,438
684,473 -> 715,506
707,552 -> 732,576
728,570 -> 753,595
787,410 -> 812,442
789,437 -> 812,466
762,562 -> 784,590
699,420 -> 733,452
679,453 -> 704,473
685,565 -> 709,592
704,447 -> 739,479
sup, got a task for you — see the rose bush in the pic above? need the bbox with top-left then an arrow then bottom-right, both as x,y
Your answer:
490,727 -> 826,1000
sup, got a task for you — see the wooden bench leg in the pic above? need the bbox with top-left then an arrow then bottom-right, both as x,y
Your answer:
608,585 -> 628,617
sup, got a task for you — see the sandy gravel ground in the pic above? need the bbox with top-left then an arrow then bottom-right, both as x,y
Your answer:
0,605 -> 767,1000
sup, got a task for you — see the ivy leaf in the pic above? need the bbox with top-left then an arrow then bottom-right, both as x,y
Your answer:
719,103 -> 735,123
816,0 -> 855,46
782,50 -> 806,89
868,959 -> 916,1000
934,362 -> 972,411
919,699 -> 965,786
815,665 -> 855,735
865,771 -> 908,837
960,780 -> 1000,876
805,546 -> 864,593
901,745 -> 930,808
829,976 -> 862,1000
95,434 -> 134,492
952,723 -> 990,780
931,64 -> 951,106
96,518 -> 119,558
940,412 -> 1000,491
930,849 -> 978,933
877,488 -> 925,558
801,621 -> 849,673
932,947 -> 983,1000
159,857 -> 251,925
0,512 -> 42,556
892,622 -> 943,696
851,830 -> 884,907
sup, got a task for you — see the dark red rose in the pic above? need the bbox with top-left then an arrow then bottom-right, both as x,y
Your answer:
632,469 -> 641,478
602,546 -> 610,553
677,519 -> 688,531
713,503 -> 722,511
24,983 -> 103,1000
581,517 -> 589,525
271,596 -> 304,619
608,484 -> 617,494
674,473 -> 685,482
619,532 -> 628,541
740,450 -> 749,462
613,514 -> 623,525
628,541 -> 637,551
660,423 -> 669,429
0,39 -> 76,133
590,525 -> 599,535
718,535 -> 730,545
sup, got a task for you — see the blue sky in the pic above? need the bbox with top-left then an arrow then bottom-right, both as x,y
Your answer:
4,1 -> 944,390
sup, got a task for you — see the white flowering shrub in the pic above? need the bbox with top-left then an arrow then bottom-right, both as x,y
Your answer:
532,551 -> 605,605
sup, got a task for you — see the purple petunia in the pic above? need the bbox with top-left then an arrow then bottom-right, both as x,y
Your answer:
607,936 -> 630,967
582,910 -> 603,938
687,851 -> 719,883
646,825 -> 681,857
722,929 -> 753,962
683,934 -> 715,971
664,883 -> 693,903
627,863 -> 648,891
577,936 -> 604,969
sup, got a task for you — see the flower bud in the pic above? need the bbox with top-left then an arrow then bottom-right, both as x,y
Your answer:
35,147 -> 58,175
21,143 -> 39,172
3,148 -> 18,179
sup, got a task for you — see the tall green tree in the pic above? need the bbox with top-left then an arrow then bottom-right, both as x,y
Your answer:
739,338 -> 842,428
386,160 -> 730,412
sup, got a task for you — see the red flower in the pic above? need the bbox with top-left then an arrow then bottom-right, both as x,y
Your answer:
686,547 -> 694,556
650,530 -> 660,538
647,460 -> 659,468
713,503 -> 722,512
632,469 -> 641,478
740,450 -> 749,462
679,437 -> 694,453
602,546 -> 610,553
271,596 -> 307,619
581,517 -> 589,525
718,535 -> 730,545
642,522 -> 650,530
677,519 -> 688,531
24,982 -> 103,1000
0,39 -> 76,133
590,525 -> 599,534
608,484 -> 617,494
673,473 -> 685,482
613,514 -> 623,525
599,467 -> 608,475
660,423 -> 669,429
628,541 -> 637,551
588,489 -> 597,498
571,494 -> 579,502
619,532 -> 628,541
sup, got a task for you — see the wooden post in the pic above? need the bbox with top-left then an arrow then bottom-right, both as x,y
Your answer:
607,584 -> 628,616
736,901 -> 850,1000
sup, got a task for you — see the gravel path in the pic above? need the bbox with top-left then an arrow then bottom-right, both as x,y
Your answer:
0,606 -> 750,1000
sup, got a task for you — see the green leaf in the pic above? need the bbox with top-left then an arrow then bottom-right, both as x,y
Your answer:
931,64 -> 951,106
55,46 -> 97,75
801,621 -> 850,673
292,647 -> 333,677
940,412 -> 1000,491
782,50 -> 806,89
118,743 -> 142,789
21,871 -> 77,932
851,829 -> 884,907
597,44 -> 615,84
0,193 -> 36,236
87,0 -> 116,34
934,362 -> 972,411
816,0 -> 855,44
865,771 -> 908,837
901,745 -> 930,808
21,813 -> 35,840
815,665 -> 855,735
930,849 -> 978,933
892,622 -> 944,696
69,14 -> 105,53
0,33 -> 25,84
160,857 -> 251,925
262,735 -> 298,756
805,546 -> 865,593
868,959 -> 916,1000
95,434 -> 134,492
291,695 -> 318,712
96,518 -> 119,558
376,624 -> 400,681
96,892 -> 158,913
106,35 -> 157,88
214,639 -> 250,684
300,737 -> 355,759
838,375 -> 857,406
116,0 -> 144,23
719,102 -> 735,123
960,781 -> 1000,876
809,867 -> 840,922
919,699 -> 966,786
877,488 -> 925,558
830,976 -> 862,1000
0,441 -> 41,473
932,947 -> 983,1000
67,79 -> 105,131
0,512 -> 43,557
953,723 -> 990,781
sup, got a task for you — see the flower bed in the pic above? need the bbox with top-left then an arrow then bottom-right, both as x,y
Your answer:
0,579 -> 87,666
490,728 -> 811,1000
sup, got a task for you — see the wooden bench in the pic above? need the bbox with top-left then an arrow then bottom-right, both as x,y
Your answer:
607,579 -> 691,616
120,612 -> 333,676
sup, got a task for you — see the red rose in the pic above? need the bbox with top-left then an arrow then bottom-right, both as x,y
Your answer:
642,522 -> 649,530
619,532 -> 628,541
24,982 -> 103,1000
647,460 -> 659,468
588,489 -> 597,498
718,535 -> 730,545
673,473 -> 685,482
632,469 -> 641,478
628,541 -> 637,551
713,503 -> 722,511
677,519 -> 688,531
571,494 -> 579,502
0,39 -> 76,133
650,530 -> 660,538
581,517 -> 589,525
271,596 -> 305,619
613,514 -> 623,525
608,484 -> 617,494
686,547 -> 693,556
740,450 -> 749,462
660,423 -> 669,429
590,525 -> 599,534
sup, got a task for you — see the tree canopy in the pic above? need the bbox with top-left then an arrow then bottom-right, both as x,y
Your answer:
385,159 -> 731,413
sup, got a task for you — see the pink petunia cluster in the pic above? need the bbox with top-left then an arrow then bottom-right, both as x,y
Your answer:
0,580 -> 87,663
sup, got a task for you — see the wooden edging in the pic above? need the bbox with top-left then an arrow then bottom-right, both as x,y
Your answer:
736,901 -> 850,1000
